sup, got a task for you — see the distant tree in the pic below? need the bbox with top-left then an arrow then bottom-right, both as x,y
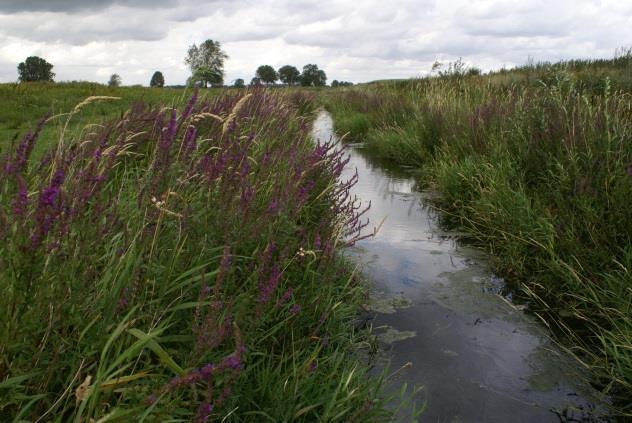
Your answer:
331,80 -> 353,88
301,64 -> 327,87
17,56 -> 55,82
467,67 -> 482,76
150,71 -> 165,87
278,65 -> 300,86
188,66 -> 223,88
249,77 -> 262,87
256,65 -> 278,85
233,78 -> 245,88
185,39 -> 228,87
108,73 -> 121,87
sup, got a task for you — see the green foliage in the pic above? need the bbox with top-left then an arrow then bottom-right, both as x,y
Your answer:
279,65 -> 301,86
107,73 -> 121,87
301,64 -> 327,87
150,71 -> 165,88
185,39 -> 228,87
0,87 -> 409,421
331,80 -> 353,88
188,66 -> 222,88
17,56 -> 55,82
324,56 -> 632,415
255,65 -> 278,85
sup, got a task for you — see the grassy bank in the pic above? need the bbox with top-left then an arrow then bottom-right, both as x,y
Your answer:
0,87 -> 405,421
325,56 -> 632,414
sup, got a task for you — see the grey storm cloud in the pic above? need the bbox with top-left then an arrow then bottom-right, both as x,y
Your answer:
0,0 -> 175,14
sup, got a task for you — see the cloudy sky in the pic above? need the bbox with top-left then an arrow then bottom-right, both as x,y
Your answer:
0,0 -> 630,85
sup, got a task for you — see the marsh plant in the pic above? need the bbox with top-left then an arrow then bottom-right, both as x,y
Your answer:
0,89 -> 408,420
325,56 -> 632,414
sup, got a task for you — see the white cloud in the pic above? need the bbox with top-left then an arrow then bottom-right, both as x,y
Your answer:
0,0 -> 629,85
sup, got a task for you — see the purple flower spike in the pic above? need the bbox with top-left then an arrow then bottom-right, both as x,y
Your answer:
197,402 -> 213,422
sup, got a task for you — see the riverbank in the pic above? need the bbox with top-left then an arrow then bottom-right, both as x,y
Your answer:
0,88 -> 400,420
324,56 -> 632,415
314,111 -> 607,422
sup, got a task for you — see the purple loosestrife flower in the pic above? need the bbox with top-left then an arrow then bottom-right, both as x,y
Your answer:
223,354 -> 241,370
290,304 -> 301,315
182,125 -> 198,160
277,287 -> 293,307
267,198 -> 279,215
11,175 -> 29,218
258,264 -> 281,304
240,185 -> 254,210
40,186 -> 60,207
196,402 -> 213,423
5,112 -> 50,175
182,89 -> 199,121
160,108 -> 178,151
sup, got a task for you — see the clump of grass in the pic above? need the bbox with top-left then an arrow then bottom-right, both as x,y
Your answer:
0,88 -> 409,420
324,54 -> 632,415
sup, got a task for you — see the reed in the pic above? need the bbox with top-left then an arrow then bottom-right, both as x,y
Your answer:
324,53 -> 632,415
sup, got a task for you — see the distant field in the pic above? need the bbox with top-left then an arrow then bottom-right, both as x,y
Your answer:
0,83 -> 203,158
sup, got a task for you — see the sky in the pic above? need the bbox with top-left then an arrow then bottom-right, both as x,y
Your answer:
0,0 -> 630,85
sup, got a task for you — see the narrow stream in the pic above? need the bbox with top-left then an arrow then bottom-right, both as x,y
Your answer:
312,111 -> 606,422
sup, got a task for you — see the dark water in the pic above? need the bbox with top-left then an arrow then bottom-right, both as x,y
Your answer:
312,111 -> 607,422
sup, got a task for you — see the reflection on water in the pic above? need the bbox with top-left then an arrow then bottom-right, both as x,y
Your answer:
312,111 -> 607,422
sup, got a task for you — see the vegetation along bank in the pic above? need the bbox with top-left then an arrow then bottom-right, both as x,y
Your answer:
325,53 -> 632,415
0,87 -> 413,421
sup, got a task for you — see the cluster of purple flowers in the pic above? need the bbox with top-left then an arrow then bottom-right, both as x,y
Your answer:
1,87 -> 372,420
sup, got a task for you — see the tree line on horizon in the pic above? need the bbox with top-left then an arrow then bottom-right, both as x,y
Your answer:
14,40 -> 354,88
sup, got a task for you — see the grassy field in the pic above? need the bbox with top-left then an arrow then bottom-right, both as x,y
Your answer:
0,84 -> 419,420
0,82 -> 202,160
325,54 -> 632,415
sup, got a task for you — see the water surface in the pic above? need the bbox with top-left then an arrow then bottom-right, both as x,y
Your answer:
312,111 -> 606,422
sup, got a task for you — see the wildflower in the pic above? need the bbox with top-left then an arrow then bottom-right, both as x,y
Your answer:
11,175 -> 29,217
277,287 -> 293,307
197,402 -> 213,422
223,354 -> 241,370
290,304 -> 301,314
258,264 -> 281,304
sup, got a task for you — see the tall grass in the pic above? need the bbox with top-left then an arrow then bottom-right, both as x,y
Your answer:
325,55 -> 632,415
0,88 -> 409,421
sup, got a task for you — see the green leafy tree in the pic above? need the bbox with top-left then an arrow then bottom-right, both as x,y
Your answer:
233,78 -> 245,88
108,73 -> 121,87
250,77 -> 262,87
17,56 -> 55,82
255,65 -> 278,85
278,65 -> 300,86
150,71 -> 165,87
301,64 -> 327,87
185,39 -> 228,87
187,66 -> 223,88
